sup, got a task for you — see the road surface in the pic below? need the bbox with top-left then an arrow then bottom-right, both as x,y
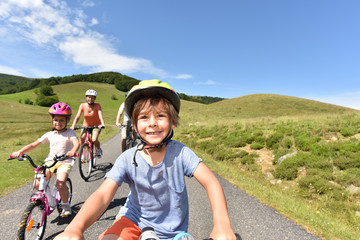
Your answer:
0,133 -> 320,240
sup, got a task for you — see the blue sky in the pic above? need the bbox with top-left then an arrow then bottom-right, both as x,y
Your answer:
1,0 -> 360,109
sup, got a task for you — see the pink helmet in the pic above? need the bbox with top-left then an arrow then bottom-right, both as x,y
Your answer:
48,102 -> 72,116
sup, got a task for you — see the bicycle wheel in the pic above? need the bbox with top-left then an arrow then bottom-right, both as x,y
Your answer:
17,201 -> 47,240
91,142 -> 97,168
78,143 -> 93,181
57,178 -> 73,214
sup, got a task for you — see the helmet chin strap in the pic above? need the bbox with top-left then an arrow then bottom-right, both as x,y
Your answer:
132,130 -> 174,167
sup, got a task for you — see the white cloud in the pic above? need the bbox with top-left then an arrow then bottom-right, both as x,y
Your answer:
0,0 -> 179,78
194,80 -> 219,86
0,65 -> 25,76
174,74 -> 193,79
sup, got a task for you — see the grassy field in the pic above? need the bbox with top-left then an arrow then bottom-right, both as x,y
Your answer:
1,82 -> 360,239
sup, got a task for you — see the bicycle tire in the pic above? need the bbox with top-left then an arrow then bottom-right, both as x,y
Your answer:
17,201 -> 47,240
78,143 -> 93,181
57,178 -> 73,214
91,142 -> 97,168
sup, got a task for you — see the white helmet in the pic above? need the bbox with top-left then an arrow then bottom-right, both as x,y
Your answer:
85,89 -> 97,97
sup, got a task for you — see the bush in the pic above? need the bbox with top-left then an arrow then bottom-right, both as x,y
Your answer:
36,95 -> 59,107
250,142 -> 264,150
39,85 -> 55,96
24,98 -> 33,105
333,155 -> 360,170
274,157 -> 299,180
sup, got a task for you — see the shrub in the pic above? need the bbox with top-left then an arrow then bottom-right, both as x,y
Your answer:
240,155 -> 255,165
250,142 -> 264,150
333,155 -> 360,170
335,168 -> 360,186
298,175 -> 342,195
39,85 -> 55,96
36,95 -> 59,107
24,98 -> 33,105
273,157 -> 299,180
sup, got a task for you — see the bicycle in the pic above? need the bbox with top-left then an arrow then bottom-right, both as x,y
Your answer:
8,154 -> 74,240
121,123 -> 138,150
75,126 -> 104,181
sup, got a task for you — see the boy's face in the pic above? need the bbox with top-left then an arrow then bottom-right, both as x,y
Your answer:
86,95 -> 96,104
135,100 -> 174,146
52,115 -> 68,131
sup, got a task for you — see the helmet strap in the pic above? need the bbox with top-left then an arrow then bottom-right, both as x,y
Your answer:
132,130 -> 174,167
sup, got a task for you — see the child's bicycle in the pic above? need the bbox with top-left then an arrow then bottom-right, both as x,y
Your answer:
121,123 -> 138,150
8,154 -> 74,240
75,126 -> 104,181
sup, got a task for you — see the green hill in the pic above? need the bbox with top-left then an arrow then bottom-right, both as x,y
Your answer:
0,73 -> 32,90
1,82 -> 360,239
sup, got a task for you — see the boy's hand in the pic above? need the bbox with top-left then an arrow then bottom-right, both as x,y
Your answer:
54,229 -> 85,240
210,224 -> 236,240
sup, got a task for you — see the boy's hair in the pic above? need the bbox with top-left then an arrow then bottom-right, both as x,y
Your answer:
131,97 -> 179,127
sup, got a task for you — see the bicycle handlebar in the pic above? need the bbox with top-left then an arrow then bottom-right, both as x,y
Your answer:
8,154 -> 78,169
203,233 -> 241,240
74,126 -> 105,131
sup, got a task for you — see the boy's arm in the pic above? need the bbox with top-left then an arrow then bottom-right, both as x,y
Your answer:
70,104 -> 83,129
11,140 -> 42,158
193,162 -> 236,240
54,178 -> 118,240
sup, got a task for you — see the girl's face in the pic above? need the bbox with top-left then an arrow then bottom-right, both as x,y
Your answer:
52,115 -> 68,132
136,100 -> 174,146
86,95 -> 96,104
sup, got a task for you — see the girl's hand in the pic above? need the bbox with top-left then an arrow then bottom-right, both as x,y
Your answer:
10,151 -> 22,158
66,151 -> 76,158
98,124 -> 104,129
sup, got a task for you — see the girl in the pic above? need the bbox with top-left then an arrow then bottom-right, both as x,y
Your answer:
11,102 -> 79,217
55,80 -> 236,239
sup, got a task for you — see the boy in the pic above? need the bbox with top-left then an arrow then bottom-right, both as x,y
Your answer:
55,80 -> 236,239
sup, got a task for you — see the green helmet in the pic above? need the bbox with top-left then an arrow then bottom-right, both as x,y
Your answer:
125,79 -> 180,118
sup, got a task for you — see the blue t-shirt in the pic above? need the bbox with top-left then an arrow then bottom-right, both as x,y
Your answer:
105,140 -> 202,239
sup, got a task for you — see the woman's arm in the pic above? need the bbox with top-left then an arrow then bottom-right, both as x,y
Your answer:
194,162 -> 236,240
97,105 -> 105,128
70,104 -> 83,129
54,178 -> 119,239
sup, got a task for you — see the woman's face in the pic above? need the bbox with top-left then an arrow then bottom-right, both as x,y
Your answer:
86,95 -> 96,104
135,100 -> 174,146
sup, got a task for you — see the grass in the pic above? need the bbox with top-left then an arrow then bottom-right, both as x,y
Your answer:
175,113 -> 360,240
1,83 -> 360,239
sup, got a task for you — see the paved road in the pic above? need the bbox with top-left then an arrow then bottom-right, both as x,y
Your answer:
0,133 -> 320,240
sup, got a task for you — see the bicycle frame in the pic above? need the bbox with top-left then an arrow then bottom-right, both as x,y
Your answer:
83,129 -> 95,159
31,167 -> 58,217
